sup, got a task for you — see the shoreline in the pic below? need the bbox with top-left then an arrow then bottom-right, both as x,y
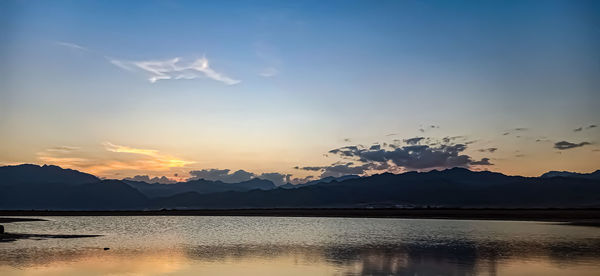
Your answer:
1,208 -> 599,223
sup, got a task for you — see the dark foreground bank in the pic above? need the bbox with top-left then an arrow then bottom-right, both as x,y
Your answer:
1,208 -> 599,223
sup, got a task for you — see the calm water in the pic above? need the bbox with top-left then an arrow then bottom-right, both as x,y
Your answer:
1,216 -> 599,275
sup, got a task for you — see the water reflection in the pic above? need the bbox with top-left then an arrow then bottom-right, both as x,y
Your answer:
2,239 -> 600,275
1,217 -> 600,275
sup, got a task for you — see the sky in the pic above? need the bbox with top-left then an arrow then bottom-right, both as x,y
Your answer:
1,0 -> 599,184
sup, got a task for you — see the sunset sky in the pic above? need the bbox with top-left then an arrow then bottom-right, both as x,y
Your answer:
1,0 -> 598,184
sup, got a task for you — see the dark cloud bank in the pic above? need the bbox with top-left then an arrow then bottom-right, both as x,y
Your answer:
125,169 -> 293,186
187,169 -> 291,186
297,137 -> 493,178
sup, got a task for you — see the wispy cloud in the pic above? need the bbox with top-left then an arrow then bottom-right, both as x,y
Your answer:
55,41 -> 89,52
109,57 -> 240,85
259,67 -> 278,77
502,127 -> 528,136
45,146 -> 80,153
37,143 -> 194,176
102,142 -> 194,168
54,41 -> 239,85
255,41 -> 282,78
102,142 -> 159,156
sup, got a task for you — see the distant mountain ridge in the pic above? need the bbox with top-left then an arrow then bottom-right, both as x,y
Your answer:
1,164 -> 599,210
540,170 -> 600,180
123,178 -> 276,198
152,168 -> 600,209
279,175 -> 361,189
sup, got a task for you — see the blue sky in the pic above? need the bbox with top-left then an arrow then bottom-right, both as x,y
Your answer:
1,0 -> 599,183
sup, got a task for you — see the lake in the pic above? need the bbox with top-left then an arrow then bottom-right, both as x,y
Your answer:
1,216 -> 599,275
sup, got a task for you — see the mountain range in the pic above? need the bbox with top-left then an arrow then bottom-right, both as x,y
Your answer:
0,164 -> 599,210
540,170 -> 600,180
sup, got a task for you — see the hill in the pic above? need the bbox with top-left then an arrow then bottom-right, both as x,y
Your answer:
1,165 -> 599,210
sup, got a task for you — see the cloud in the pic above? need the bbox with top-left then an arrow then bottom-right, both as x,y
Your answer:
188,169 -> 291,185
470,158 -> 493,166
297,137 -> 494,179
103,142 -> 159,156
319,162 -> 379,178
441,136 -> 466,144
123,175 -> 177,184
256,172 -> 291,186
259,67 -> 278,77
38,155 -> 94,168
294,166 -> 323,171
255,41 -> 282,78
109,57 -> 240,85
327,137 -> 494,171
418,125 -> 440,133
45,146 -> 80,153
101,141 -> 194,169
109,59 -> 136,71
553,141 -> 591,150
188,169 -> 255,183
574,124 -> 597,132
289,175 -> 315,184
296,161 -> 390,178
404,137 -> 425,145
478,148 -> 498,153
502,128 -> 528,136
36,143 -> 195,179
38,155 -> 167,176
55,41 -> 89,52
55,41 -> 239,85
328,144 -> 471,170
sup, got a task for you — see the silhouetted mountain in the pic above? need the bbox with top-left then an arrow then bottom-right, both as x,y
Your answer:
123,178 -> 276,198
1,165 -> 599,210
0,179 -> 148,210
280,175 -> 360,189
0,165 -> 146,210
152,168 -> 600,209
541,170 -> 600,180
0,164 -> 99,185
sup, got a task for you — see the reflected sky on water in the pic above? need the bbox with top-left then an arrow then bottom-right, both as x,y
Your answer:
1,216 -> 599,275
